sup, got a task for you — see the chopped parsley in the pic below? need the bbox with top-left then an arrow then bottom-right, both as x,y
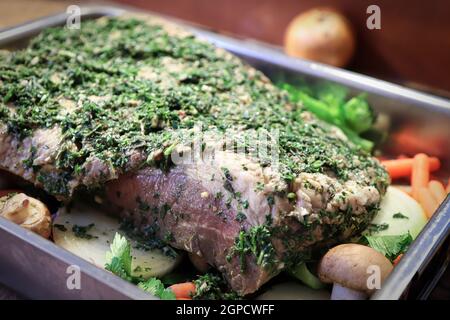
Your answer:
0,17 -> 391,292
192,273 -> 240,300
72,223 -> 97,239
393,212 -> 409,219
235,212 -> 247,223
0,16 -> 389,197
53,224 -> 67,232
119,219 -> 178,259
366,223 -> 389,234
227,224 -> 276,272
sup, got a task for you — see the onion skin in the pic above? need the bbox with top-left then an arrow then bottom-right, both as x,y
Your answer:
284,7 -> 356,67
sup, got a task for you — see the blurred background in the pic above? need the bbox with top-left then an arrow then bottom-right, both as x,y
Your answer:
0,0 -> 449,96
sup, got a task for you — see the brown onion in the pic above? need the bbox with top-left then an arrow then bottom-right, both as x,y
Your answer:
284,8 -> 356,67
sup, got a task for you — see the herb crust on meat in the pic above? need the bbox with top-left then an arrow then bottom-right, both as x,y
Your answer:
0,16 -> 389,294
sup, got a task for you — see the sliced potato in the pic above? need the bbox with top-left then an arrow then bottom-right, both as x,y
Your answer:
367,186 -> 428,239
256,282 -> 330,300
53,202 -> 180,278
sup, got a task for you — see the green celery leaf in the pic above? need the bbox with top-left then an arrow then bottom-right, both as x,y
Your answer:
138,277 -> 176,300
105,233 -> 133,280
362,233 -> 413,261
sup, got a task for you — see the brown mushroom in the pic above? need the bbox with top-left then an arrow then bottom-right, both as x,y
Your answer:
0,193 -> 52,238
318,243 -> 393,300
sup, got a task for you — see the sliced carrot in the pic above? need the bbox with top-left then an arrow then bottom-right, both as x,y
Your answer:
418,187 -> 439,218
428,180 -> 446,205
393,254 -> 403,266
446,178 -> 450,194
176,298 -> 192,300
169,282 -> 196,299
411,154 -> 430,200
381,157 -> 440,179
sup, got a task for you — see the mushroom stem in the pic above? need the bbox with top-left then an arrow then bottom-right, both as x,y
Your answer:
318,244 -> 393,300
331,283 -> 368,300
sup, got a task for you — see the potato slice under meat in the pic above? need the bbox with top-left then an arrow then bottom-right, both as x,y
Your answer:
365,186 -> 428,239
53,202 -> 180,279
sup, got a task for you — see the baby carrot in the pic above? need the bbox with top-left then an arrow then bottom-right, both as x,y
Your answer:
411,154 -> 430,201
393,254 -> 403,266
418,187 -> 439,219
169,282 -> 196,299
428,180 -> 446,205
382,157 -> 440,179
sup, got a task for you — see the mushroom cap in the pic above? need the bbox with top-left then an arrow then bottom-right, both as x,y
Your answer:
0,193 -> 52,238
318,243 -> 393,293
